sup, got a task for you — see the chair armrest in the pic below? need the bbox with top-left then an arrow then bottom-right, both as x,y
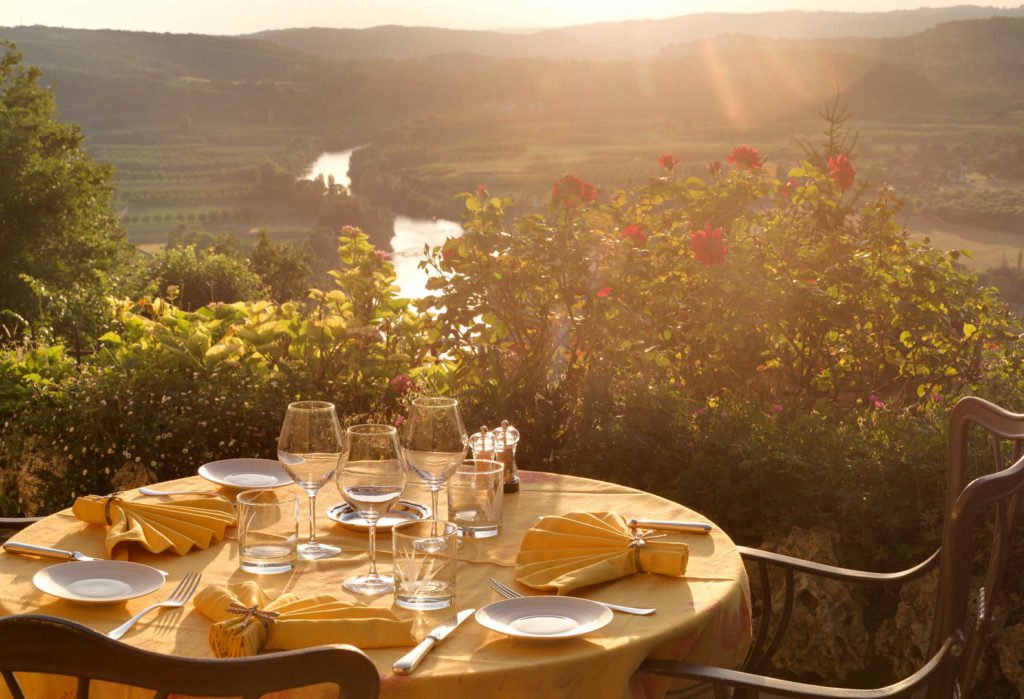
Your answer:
738,546 -> 939,585
639,635 -> 957,698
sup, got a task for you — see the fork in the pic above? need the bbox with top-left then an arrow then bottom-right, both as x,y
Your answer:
487,577 -> 655,615
107,572 -> 202,640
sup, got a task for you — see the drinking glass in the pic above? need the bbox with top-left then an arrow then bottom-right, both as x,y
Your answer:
401,397 -> 468,528
336,424 -> 407,595
277,401 -> 343,560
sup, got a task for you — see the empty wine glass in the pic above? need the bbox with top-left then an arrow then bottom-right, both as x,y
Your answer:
336,424 -> 407,595
402,396 -> 467,529
277,401 -> 343,560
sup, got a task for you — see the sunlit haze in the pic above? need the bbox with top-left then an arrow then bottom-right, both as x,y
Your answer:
2,0 -> 1022,34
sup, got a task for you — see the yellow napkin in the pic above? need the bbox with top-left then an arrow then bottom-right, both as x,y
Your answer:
193,582 -> 416,657
515,511 -> 689,594
72,494 -> 236,559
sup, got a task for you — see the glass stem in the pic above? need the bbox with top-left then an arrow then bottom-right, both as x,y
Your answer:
307,490 -> 318,545
431,486 -> 440,536
367,523 -> 378,577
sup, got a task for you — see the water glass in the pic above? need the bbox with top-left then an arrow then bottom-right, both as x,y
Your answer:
447,459 -> 504,538
237,489 -> 298,575
392,520 -> 457,610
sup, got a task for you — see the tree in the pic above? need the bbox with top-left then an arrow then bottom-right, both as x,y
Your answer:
143,245 -> 263,311
249,231 -> 313,303
0,42 -> 129,340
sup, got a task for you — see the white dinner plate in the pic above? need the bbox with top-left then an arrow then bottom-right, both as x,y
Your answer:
33,560 -> 167,605
475,596 -> 613,641
326,500 -> 431,532
198,458 -> 293,489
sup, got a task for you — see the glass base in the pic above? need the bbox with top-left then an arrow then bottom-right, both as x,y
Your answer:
297,541 -> 341,560
456,524 -> 499,538
394,593 -> 453,611
344,573 -> 394,595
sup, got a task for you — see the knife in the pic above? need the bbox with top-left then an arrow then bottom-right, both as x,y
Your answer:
393,608 -> 475,675
2,541 -> 102,562
629,518 -> 713,535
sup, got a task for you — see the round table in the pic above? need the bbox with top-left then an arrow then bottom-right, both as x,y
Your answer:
0,470 -> 751,699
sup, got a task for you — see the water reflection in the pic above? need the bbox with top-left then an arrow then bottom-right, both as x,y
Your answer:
301,149 -> 463,299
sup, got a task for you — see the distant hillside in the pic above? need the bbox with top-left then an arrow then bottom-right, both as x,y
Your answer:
250,6 -> 1024,61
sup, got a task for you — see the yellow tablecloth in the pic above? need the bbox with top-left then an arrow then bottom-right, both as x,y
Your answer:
0,470 -> 751,699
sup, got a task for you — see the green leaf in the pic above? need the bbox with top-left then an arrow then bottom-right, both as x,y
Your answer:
963,323 -> 977,339
98,332 -> 123,345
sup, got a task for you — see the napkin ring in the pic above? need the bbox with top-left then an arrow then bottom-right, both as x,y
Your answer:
103,492 -> 124,525
226,603 -> 280,630
628,529 -> 666,573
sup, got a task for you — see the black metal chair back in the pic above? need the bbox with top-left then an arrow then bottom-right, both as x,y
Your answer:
0,613 -> 381,699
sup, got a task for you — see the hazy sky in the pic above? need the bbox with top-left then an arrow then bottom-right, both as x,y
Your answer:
2,1 -> 1021,34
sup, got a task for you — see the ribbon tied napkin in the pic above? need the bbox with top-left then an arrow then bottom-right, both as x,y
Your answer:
515,511 -> 689,594
194,582 -> 415,657
72,494 -> 236,559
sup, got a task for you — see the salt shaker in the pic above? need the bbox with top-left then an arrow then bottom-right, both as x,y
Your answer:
469,425 -> 495,460
492,420 -> 520,494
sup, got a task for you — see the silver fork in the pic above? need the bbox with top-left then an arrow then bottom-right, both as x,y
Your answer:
107,572 -> 202,640
487,577 -> 655,615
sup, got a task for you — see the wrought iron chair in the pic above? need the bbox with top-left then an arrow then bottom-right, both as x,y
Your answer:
640,395 -> 1024,697
0,613 -> 381,699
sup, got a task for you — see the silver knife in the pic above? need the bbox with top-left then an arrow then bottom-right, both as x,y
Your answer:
629,518 -> 713,534
392,608 -> 475,675
2,541 -> 102,561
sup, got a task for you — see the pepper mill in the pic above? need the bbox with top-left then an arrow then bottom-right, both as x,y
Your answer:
492,420 -> 520,494
469,425 -> 495,461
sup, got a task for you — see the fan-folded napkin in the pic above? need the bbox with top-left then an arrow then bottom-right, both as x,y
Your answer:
72,494 -> 236,559
193,582 -> 415,657
515,511 -> 689,594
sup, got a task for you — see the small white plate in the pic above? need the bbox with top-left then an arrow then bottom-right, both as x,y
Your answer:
198,458 -> 293,489
475,596 -> 613,640
33,560 -> 166,605
327,500 -> 431,532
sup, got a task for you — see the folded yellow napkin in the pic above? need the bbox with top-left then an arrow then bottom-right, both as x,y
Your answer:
193,582 -> 416,657
72,494 -> 236,559
515,511 -> 689,594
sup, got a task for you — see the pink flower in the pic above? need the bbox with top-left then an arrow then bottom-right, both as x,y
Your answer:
690,225 -> 727,267
390,374 -> 416,393
771,404 -> 784,412
394,415 -> 406,427
596,287 -> 611,297
829,154 -> 856,193
619,225 -> 647,244
374,249 -> 392,261
658,153 -> 679,172
779,178 -> 798,196
869,394 -> 885,409
727,145 -> 762,170
932,393 -> 943,402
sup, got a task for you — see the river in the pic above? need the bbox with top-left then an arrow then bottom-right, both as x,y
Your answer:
301,148 -> 463,299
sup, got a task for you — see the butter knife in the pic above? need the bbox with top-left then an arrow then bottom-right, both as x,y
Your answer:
629,518 -> 712,534
393,608 -> 475,675
2,541 -> 102,562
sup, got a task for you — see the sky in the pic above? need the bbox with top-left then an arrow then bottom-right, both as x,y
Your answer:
1,0 -> 1021,34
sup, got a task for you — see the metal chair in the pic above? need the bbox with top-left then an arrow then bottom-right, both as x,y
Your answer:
0,613 -> 381,699
640,395 -> 1024,697
0,517 -> 43,543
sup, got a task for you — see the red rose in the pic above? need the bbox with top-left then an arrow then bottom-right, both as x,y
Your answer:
552,174 -> 597,209
477,184 -> 487,196
829,154 -> 856,193
727,146 -> 762,170
390,374 -> 416,394
441,236 -> 462,261
690,225 -> 727,267
619,225 -> 647,244
658,153 -> 679,172
779,178 -> 798,196
596,286 -> 611,297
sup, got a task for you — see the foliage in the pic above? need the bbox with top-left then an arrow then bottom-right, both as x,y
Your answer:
249,231 -> 313,303
0,229 -> 443,513
136,245 -> 264,311
0,42 -> 130,340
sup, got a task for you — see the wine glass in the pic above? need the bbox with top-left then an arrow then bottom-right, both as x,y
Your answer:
277,401 -> 343,560
336,424 -> 407,595
401,396 -> 468,528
